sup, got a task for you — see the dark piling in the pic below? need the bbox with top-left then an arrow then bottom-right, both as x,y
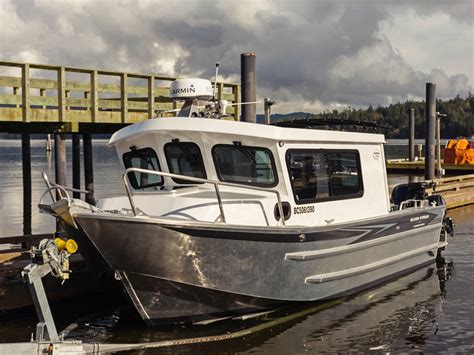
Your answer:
83,133 -> 95,205
21,132 -> 32,238
409,108 -> 415,162
241,53 -> 257,123
425,83 -> 436,180
72,134 -> 81,199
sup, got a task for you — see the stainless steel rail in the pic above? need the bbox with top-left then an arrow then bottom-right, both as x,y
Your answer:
41,172 -> 92,202
39,185 -> 71,206
399,199 -> 426,210
123,167 -> 286,226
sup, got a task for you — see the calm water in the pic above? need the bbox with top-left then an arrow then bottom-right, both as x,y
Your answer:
0,139 -> 473,353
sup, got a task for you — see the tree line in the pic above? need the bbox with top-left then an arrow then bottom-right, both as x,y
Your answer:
314,94 -> 474,139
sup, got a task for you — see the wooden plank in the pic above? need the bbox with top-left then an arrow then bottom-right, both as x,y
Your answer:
217,82 -> 223,100
0,93 -> 21,105
233,84 -> 240,121
430,180 -> 474,193
91,70 -> 98,122
433,174 -> 474,183
0,252 -> 23,263
121,73 -> 128,123
440,187 -> 474,209
0,61 -> 23,68
58,67 -> 66,122
0,75 -> 170,95
21,64 -> 30,122
148,75 -> 155,118
0,76 -> 20,87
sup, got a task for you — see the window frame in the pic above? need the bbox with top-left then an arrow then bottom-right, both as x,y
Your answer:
122,147 -> 163,190
212,144 -> 279,188
285,148 -> 364,205
164,142 -> 207,184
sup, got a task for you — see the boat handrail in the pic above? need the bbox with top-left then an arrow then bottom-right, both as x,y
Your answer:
398,199 -> 425,210
41,172 -> 93,201
122,167 -> 286,226
39,185 -> 71,207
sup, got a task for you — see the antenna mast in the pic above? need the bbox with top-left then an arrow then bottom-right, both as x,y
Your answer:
213,62 -> 220,99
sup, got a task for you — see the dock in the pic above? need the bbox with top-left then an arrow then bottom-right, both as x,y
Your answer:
426,174 -> 474,209
0,60 -> 239,133
387,159 -> 474,175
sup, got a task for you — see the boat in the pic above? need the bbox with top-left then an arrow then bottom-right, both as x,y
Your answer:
39,77 -> 453,325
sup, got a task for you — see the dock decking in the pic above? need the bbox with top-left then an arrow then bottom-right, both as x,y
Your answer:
387,159 -> 474,174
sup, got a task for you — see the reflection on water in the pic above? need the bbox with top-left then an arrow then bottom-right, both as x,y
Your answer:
0,257 -> 459,353
42,259 -> 456,353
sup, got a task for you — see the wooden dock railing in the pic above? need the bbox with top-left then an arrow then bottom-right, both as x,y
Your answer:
0,61 -> 240,132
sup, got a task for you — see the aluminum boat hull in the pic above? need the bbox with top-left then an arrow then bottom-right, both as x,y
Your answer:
70,205 -> 445,325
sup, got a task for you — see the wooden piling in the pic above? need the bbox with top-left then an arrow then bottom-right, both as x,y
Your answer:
425,83 -> 436,180
54,133 -> 67,231
72,134 -> 81,199
241,53 -> 256,123
148,76 -> 155,118
83,133 -> 95,205
436,113 -> 441,177
121,73 -> 128,124
21,64 -> 30,123
21,132 -> 32,238
54,133 -> 67,188
409,108 -> 415,162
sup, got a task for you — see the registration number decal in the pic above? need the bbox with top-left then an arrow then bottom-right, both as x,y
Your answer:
294,206 -> 315,215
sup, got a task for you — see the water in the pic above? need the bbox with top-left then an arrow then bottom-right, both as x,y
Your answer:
0,139 -> 473,352
0,139 -> 124,237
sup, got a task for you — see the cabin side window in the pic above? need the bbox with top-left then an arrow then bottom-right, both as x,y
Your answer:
123,148 -> 163,190
212,144 -> 278,187
164,142 -> 207,184
286,149 -> 363,204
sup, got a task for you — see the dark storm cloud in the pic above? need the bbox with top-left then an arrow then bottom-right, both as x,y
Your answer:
1,0 -> 472,111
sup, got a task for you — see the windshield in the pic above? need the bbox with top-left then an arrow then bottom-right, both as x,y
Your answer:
212,144 -> 277,187
123,147 -> 163,190
164,142 -> 207,184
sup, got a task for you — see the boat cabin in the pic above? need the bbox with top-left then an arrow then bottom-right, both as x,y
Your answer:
99,117 -> 390,227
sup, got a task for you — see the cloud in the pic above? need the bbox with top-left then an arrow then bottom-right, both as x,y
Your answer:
0,0 -> 472,113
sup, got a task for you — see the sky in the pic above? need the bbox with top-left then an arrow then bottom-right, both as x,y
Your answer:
0,0 -> 473,113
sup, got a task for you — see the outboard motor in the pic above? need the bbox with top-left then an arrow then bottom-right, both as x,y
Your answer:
390,182 -> 428,207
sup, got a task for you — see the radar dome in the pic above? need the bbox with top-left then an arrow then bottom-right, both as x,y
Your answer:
170,78 -> 213,101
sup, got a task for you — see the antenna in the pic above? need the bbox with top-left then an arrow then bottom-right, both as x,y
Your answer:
213,62 -> 220,99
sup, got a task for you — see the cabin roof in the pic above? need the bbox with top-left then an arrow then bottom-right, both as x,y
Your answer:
109,117 -> 385,146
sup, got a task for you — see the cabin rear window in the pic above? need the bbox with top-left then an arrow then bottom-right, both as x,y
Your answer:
286,149 -> 363,204
164,142 -> 207,184
123,148 -> 163,190
212,144 -> 277,187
